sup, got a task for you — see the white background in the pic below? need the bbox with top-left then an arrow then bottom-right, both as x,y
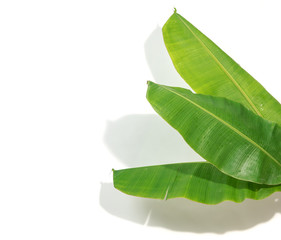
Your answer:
1,0 -> 281,239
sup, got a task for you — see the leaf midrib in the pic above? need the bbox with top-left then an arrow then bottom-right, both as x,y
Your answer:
175,13 -> 263,118
161,85 -> 281,168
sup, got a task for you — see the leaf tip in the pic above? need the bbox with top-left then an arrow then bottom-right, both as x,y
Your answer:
174,7 -> 177,13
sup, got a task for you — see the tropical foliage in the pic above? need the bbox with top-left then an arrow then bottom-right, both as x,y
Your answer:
113,10 -> 281,204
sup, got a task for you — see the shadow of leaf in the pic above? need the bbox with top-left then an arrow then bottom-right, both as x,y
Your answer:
144,26 -> 187,88
104,114 -> 203,168
100,182 -> 281,233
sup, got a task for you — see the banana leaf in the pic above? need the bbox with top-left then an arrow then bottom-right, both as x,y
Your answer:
113,12 -> 281,204
162,10 -> 281,125
113,162 -> 281,204
146,81 -> 281,185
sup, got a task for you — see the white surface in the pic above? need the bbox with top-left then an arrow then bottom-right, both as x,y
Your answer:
0,0 -> 281,239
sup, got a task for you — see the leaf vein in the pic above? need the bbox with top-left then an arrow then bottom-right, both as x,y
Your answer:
175,13 -> 262,117
161,85 -> 281,168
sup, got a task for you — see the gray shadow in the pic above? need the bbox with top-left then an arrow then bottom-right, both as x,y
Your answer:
147,192 -> 281,233
100,183 -> 160,225
104,114 -> 203,168
100,27 -> 281,233
144,26 -> 187,88
100,182 -> 281,233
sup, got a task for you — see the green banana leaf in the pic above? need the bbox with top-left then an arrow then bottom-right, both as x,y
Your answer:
113,162 -> 281,204
113,12 -> 281,204
146,81 -> 281,185
162,10 -> 281,125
